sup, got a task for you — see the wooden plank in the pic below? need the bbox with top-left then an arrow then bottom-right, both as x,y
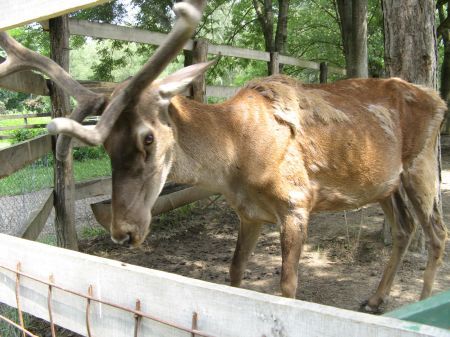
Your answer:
91,187 -> 214,231
279,54 -> 320,70
0,123 -> 48,131
0,234 -> 447,337
0,0 -> 111,31
75,176 -> 111,200
0,134 -> 51,178
0,57 -> 50,95
78,79 -> 118,95
206,85 -> 240,98
66,20 -> 346,74
67,19 -> 195,50
208,43 -> 269,62
14,190 -> 53,240
0,113 -> 51,120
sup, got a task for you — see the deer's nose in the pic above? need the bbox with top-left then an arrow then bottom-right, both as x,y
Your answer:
111,231 -> 132,246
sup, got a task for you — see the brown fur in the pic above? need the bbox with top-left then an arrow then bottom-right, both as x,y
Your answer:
104,73 -> 447,311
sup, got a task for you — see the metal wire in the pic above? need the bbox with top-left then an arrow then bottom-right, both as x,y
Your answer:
0,263 -> 216,337
15,263 -> 26,337
0,313 -> 39,337
86,285 -> 93,337
47,275 -> 57,337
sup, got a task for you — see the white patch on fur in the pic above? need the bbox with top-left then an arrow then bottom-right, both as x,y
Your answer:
366,104 -> 396,140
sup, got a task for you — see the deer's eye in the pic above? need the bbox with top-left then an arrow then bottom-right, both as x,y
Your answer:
144,133 -> 154,145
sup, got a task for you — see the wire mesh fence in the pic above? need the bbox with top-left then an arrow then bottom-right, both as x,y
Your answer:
0,145 -> 112,239
0,262 -> 214,337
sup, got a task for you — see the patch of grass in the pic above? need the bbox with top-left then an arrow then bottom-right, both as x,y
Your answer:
0,157 -> 111,196
154,202 -> 197,229
0,304 -> 33,337
81,226 -> 108,239
37,233 -> 57,246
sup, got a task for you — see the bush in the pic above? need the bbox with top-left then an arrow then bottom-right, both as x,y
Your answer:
73,146 -> 108,161
11,128 -> 47,144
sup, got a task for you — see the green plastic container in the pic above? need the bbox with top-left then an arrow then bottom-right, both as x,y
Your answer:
384,290 -> 450,330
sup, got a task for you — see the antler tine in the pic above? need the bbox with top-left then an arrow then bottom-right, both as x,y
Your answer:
48,0 -> 206,154
0,31 -> 107,160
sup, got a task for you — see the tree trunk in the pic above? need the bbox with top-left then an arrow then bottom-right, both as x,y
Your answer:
49,16 -> 78,250
252,0 -> 289,75
337,0 -> 354,76
383,0 -> 437,86
337,0 -> 368,78
382,0 -> 437,253
275,0 -> 289,73
352,0 -> 368,77
439,2 -> 450,134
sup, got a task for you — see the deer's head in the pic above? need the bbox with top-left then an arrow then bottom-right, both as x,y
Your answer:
102,62 -> 212,246
0,0 -> 208,247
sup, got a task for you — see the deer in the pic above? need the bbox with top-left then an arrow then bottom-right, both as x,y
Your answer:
0,0 -> 447,313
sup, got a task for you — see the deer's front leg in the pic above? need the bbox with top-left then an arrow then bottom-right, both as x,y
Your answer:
230,218 -> 263,287
280,208 -> 309,298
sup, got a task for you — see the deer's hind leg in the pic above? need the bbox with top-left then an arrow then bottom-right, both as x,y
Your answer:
364,189 -> 416,313
229,217 -> 263,287
401,151 -> 448,300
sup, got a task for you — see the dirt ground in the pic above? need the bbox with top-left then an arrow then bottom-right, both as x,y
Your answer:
78,153 -> 450,315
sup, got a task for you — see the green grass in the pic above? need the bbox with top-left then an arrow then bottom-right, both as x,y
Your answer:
81,226 -> 108,239
0,116 -> 51,127
0,156 -> 111,196
0,117 -> 50,147
0,304 -> 33,337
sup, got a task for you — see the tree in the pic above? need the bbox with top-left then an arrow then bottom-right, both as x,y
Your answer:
383,0 -> 437,86
252,0 -> 290,74
437,0 -> 450,133
336,0 -> 368,77
382,0 -> 437,252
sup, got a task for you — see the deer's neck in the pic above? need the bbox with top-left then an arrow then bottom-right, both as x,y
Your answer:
167,96 -> 236,192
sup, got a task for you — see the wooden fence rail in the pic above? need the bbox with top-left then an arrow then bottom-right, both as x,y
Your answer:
0,233 -> 447,337
62,19 -> 346,76
0,134 -> 51,178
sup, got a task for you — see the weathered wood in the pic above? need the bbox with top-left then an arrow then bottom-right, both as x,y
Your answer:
64,19 -> 195,50
0,57 -> 50,95
320,62 -> 328,83
49,16 -> 78,251
0,233 -> 447,337
191,39 -> 208,102
0,134 -> 51,178
14,190 -> 53,240
0,113 -> 51,120
0,124 -> 48,131
91,187 -> 214,231
270,52 -> 280,75
278,54 -> 320,71
60,19 -> 346,75
78,80 -> 119,95
0,0 -> 111,31
206,85 -> 240,98
75,176 -> 111,200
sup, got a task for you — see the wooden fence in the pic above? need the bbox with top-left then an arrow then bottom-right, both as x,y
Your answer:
0,112 -> 98,140
0,233 -> 448,337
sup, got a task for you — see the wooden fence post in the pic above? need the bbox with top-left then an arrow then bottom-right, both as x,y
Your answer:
191,39 -> 208,102
320,62 -> 328,83
270,52 -> 280,75
49,16 -> 78,250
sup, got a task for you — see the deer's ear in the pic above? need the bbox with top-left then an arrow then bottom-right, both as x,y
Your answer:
158,60 -> 215,98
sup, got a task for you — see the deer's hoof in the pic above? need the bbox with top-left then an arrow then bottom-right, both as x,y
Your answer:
359,300 -> 384,314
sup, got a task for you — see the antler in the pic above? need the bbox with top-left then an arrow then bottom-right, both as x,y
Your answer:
47,0 -> 206,158
0,31 -> 107,159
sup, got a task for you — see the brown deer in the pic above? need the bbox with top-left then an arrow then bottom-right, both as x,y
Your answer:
0,0 -> 447,313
